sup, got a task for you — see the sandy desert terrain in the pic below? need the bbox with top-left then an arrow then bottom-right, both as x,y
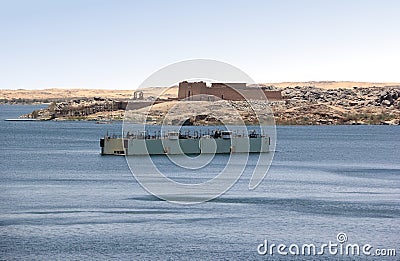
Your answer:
2,82 -> 399,102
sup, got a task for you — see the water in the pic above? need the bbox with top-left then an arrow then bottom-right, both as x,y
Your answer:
0,105 -> 399,260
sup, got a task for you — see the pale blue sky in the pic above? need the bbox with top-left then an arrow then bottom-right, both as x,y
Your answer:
1,0 -> 399,89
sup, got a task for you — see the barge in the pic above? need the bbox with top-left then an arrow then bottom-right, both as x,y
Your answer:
100,130 -> 270,155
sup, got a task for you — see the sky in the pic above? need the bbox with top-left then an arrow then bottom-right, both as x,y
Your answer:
1,0 -> 399,89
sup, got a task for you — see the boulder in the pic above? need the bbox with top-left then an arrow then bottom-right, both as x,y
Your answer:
381,99 -> 392,106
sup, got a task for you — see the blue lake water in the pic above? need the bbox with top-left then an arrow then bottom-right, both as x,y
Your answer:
0,105 -> 399,260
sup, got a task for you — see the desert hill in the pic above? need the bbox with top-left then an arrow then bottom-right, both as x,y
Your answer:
2,81 -> 399,103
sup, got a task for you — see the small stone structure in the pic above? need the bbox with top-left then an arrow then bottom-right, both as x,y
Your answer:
133,91 -> 144,100
178,81 -> 282,101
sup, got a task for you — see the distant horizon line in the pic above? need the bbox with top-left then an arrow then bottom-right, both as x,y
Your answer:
2,80 -> 400,90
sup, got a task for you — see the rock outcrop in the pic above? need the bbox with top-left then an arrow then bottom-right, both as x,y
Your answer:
273,86 -> 400,125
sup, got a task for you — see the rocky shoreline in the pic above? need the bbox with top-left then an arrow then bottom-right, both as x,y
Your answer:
14,85 -> 400,125
274,86 -> 400,125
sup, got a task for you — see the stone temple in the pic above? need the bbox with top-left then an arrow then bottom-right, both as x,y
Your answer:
178,81 -> 282,101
